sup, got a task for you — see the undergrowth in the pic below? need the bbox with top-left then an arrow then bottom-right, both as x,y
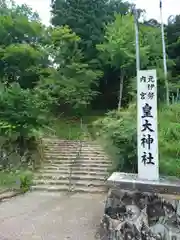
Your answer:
44,112 -> 105,140
0,170 -> 33,192
93,103 -> 180,178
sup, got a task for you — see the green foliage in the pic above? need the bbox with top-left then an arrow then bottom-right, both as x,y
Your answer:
39,26 -> 102,112
97,14 -> 137,71
97,15 -> 165,102
0,0 -> 180,184
50,25 -> 81,66
0,169 -> 32,191
44,112 -> 105,140
93,103 -> 180,177
19,173 -> 32,193
0,1 -> 52,143
139,25 -> 162,69
44,63 -> 101,110
0,0 -> 40,21
0,1 -> 103,156
0,44 -> 49,88
44,117 -> 83,140
97,14 -> 162,77
50,1 -> 134,109
0,83 -> 49,139
101,14 -> 177,107
158,104 -> 180,176
0,6 -> 50,89
93,104 -> 137,172
51,0 -> 130,59
166,15 -> 180,99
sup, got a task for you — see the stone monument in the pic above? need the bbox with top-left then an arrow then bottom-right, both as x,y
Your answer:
99,70 -> 180,240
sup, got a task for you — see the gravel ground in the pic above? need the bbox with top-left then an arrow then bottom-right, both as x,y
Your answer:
0,191 -> 106,240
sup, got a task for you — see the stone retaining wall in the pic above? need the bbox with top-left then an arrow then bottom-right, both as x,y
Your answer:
100,188 -> 180,240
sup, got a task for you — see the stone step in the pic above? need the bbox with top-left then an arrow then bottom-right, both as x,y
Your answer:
43,141 -> 102,145
44,155 -> 111,161
44,157 -> 109,162
43,141 -> 80,144
43,161 -> 111,168
43,139 -> 100,145
44,151 -> 106,156
44,148 -> 104,152
33,179 -> 106,187
43,160 -> 111,167
44,150 -> 106,154
40,168 -> 109,176
43,138 -> 89,142
42,165 -> 110,172
43,138 -> 79,141
44,151 -> 108,159
31,184 -> 107,193
44,143 -> 103,146
44,147 -> 105,151
44,148 -> 105,153
34,172 -> 107,181
44,145 -> 102,149
36,139 -> 110,194
43,141 -> 101,144
43,148 -> 106,153
43,141 -> 102,144
44,155 -> 108,160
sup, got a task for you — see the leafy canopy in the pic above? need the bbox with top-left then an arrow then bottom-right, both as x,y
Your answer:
39,26 -> 102,111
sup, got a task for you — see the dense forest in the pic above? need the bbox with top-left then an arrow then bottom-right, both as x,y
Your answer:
0,0 -> 180,187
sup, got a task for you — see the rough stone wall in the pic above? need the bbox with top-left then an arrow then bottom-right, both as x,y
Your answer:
99,189 -> 180,240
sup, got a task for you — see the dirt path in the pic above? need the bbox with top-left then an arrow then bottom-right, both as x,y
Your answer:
0,192 -> 106,240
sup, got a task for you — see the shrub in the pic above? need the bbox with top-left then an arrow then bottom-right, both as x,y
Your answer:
0,83 -> 50,139
93,103 -> 180,177
0,83 -> 52,169
93,104 -> 137,173
19,173 -> 32,193
158,104 -> 180,177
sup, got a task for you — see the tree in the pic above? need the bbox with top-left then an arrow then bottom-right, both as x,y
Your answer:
0,0 -> 52,147
51,0 -> 130,60
0,1 -> 102,117
0,2 -> 50,88
38,26 -> 102,114
0,0 -> 40,21
139,24 -> 163,70
51,0 -> 139,110
11,3 -> 40,21
97,14 -> 166,107
166,15 -> 180,101
97,14 -> 149,109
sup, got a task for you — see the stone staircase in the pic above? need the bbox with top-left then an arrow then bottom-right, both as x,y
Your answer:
32,138 -> 112,193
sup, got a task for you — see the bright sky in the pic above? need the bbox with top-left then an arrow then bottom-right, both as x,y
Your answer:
14,0 -> 51,25
14,0 -> 180,25
135,0 -> 180,22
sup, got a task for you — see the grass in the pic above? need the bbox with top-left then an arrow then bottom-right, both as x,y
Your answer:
0,169 -> 33,191
52,117 -> 83,139
43,111 -> 106,140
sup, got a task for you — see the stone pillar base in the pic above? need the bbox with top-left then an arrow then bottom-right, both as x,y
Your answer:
99,173 -> 180,240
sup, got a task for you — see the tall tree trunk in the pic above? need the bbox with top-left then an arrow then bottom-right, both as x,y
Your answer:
118,72 -> 124,110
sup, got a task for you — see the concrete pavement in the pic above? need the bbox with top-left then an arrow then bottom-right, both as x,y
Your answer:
0,192 -> 106,240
